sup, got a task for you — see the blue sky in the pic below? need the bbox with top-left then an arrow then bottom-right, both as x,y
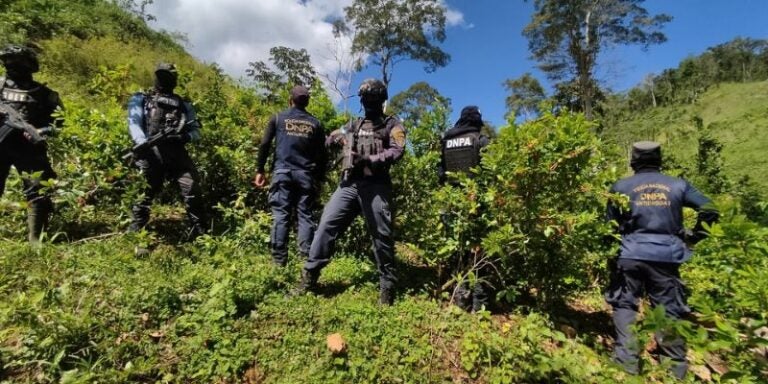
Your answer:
352,0 -> 768,127
150,0 -> 768,128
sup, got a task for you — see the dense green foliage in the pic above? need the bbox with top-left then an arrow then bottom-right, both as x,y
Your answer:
1,1 -> 767,382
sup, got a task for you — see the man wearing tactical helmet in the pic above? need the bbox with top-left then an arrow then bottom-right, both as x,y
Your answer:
0,44 -> 63,243
126,63 -> 206,250
299,78 -> 407,305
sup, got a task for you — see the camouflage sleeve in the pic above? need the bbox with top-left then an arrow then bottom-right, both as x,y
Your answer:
368,122 -> 406,166
127,93 -> 147,145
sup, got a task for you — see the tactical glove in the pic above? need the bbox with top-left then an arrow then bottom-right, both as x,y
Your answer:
352,153 -> 370,168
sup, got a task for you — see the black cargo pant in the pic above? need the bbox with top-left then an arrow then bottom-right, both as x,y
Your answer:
130,145 -> 205,234
0,135 -> 55,241
605,258 -> 690,379
268,169 -> 318,266
304,178 -> 396,292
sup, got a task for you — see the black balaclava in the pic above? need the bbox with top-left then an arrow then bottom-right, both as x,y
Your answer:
454,105 -> 483,129
630,141 -> 662,171
154,63 -> 178,94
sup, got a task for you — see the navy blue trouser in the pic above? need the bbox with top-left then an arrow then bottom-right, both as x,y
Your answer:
269,169 -> 317,265
605,258 -> 690,379
304,179 -> 396,291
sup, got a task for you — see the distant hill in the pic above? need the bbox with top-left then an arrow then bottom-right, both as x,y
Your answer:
603,80 -> 768,187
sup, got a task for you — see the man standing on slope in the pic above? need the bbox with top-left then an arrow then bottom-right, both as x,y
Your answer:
254,85 -> 326,267
299,78 -> 407,305
0,45 -> 63,243
438,105 -> 491,312
605,141 -> 719,379
126,63 -> 206,247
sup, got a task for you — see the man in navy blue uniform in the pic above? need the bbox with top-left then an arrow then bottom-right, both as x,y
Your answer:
127,63 -> 206,242
254,85 -> 326,266
438,106 -> 491,312
605,141 -> 719,379
0,45 -> 62,243
300,78 -> 407,305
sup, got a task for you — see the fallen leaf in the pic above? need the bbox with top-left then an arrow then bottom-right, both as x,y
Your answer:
326,333 -> 347,355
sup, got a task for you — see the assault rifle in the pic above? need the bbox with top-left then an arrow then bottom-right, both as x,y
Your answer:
123,115 -> 194,162
340,129 -> 357,180
0,101 -> 46,144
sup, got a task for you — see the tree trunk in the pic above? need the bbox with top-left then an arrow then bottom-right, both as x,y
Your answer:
581,9 -> 594,120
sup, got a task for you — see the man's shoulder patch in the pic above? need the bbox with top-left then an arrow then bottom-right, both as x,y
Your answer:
391,124 -> 406,147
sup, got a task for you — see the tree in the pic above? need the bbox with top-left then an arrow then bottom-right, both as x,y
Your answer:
344,0 -> 450,86
319,18 -> 366,110
503,73 -> 546,121
388,81 -> 451,127
523,0 -> 671,120
246,46 -> 318,98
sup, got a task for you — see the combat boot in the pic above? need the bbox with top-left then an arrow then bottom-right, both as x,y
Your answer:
291,269 -> 318,296
27,199 -> 52,244
379,287 -> 395,306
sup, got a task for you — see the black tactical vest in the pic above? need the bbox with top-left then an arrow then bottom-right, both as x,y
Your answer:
442,131 -> 482,173
0,78 -> 57,128
144,92 -> 185,136
342,115 -> 397,179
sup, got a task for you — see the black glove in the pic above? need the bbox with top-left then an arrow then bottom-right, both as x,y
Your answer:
165,133 -> 191,144
352,153 -> 370,168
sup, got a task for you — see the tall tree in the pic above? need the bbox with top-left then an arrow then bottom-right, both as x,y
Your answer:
344,0 -> 450,86
246,46 -> 318,98
388,81 -> 451,127
524,0 -> 671,120
503,73 -> 546,120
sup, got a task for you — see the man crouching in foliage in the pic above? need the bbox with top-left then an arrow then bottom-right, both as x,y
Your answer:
0,44 -> 63,244
438,106 -> 491,312
605,141 -> 719,379
297,79 -> 406,305
126,63 -> 206,253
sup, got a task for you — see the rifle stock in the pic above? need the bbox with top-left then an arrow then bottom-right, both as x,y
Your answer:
0,101 -> 46,144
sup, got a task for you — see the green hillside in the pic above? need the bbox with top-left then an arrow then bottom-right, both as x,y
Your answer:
604,80 -> 768,186
1,1 -> 767,383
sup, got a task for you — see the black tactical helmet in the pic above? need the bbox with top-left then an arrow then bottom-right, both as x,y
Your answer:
630,141 -> 662,170
155,63 -> 178,78
358,78 -> 388,102
0,44 -> 40,73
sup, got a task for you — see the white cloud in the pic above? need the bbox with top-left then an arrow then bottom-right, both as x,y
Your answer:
147,0 -> 465,99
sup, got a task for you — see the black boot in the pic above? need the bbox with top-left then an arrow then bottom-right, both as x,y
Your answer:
379,287 -> 395,306
27,199 -> 52,244
291,269 -> 318,296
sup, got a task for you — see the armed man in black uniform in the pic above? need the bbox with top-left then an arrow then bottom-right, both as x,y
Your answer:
605,141 -> 719,379
0,45 -> 62,243
300,78 -> 407,305
254,85 -> 326,266
126,63 -> 206,244
438,106 -> 491,312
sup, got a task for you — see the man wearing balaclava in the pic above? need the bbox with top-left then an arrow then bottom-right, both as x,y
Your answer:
605,141 -> 719,379
299,78 -> 407,305
0,44 -> 62,243
126,63 -> 206,252
438,106 -> 491,312
254,85 -> 327,267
